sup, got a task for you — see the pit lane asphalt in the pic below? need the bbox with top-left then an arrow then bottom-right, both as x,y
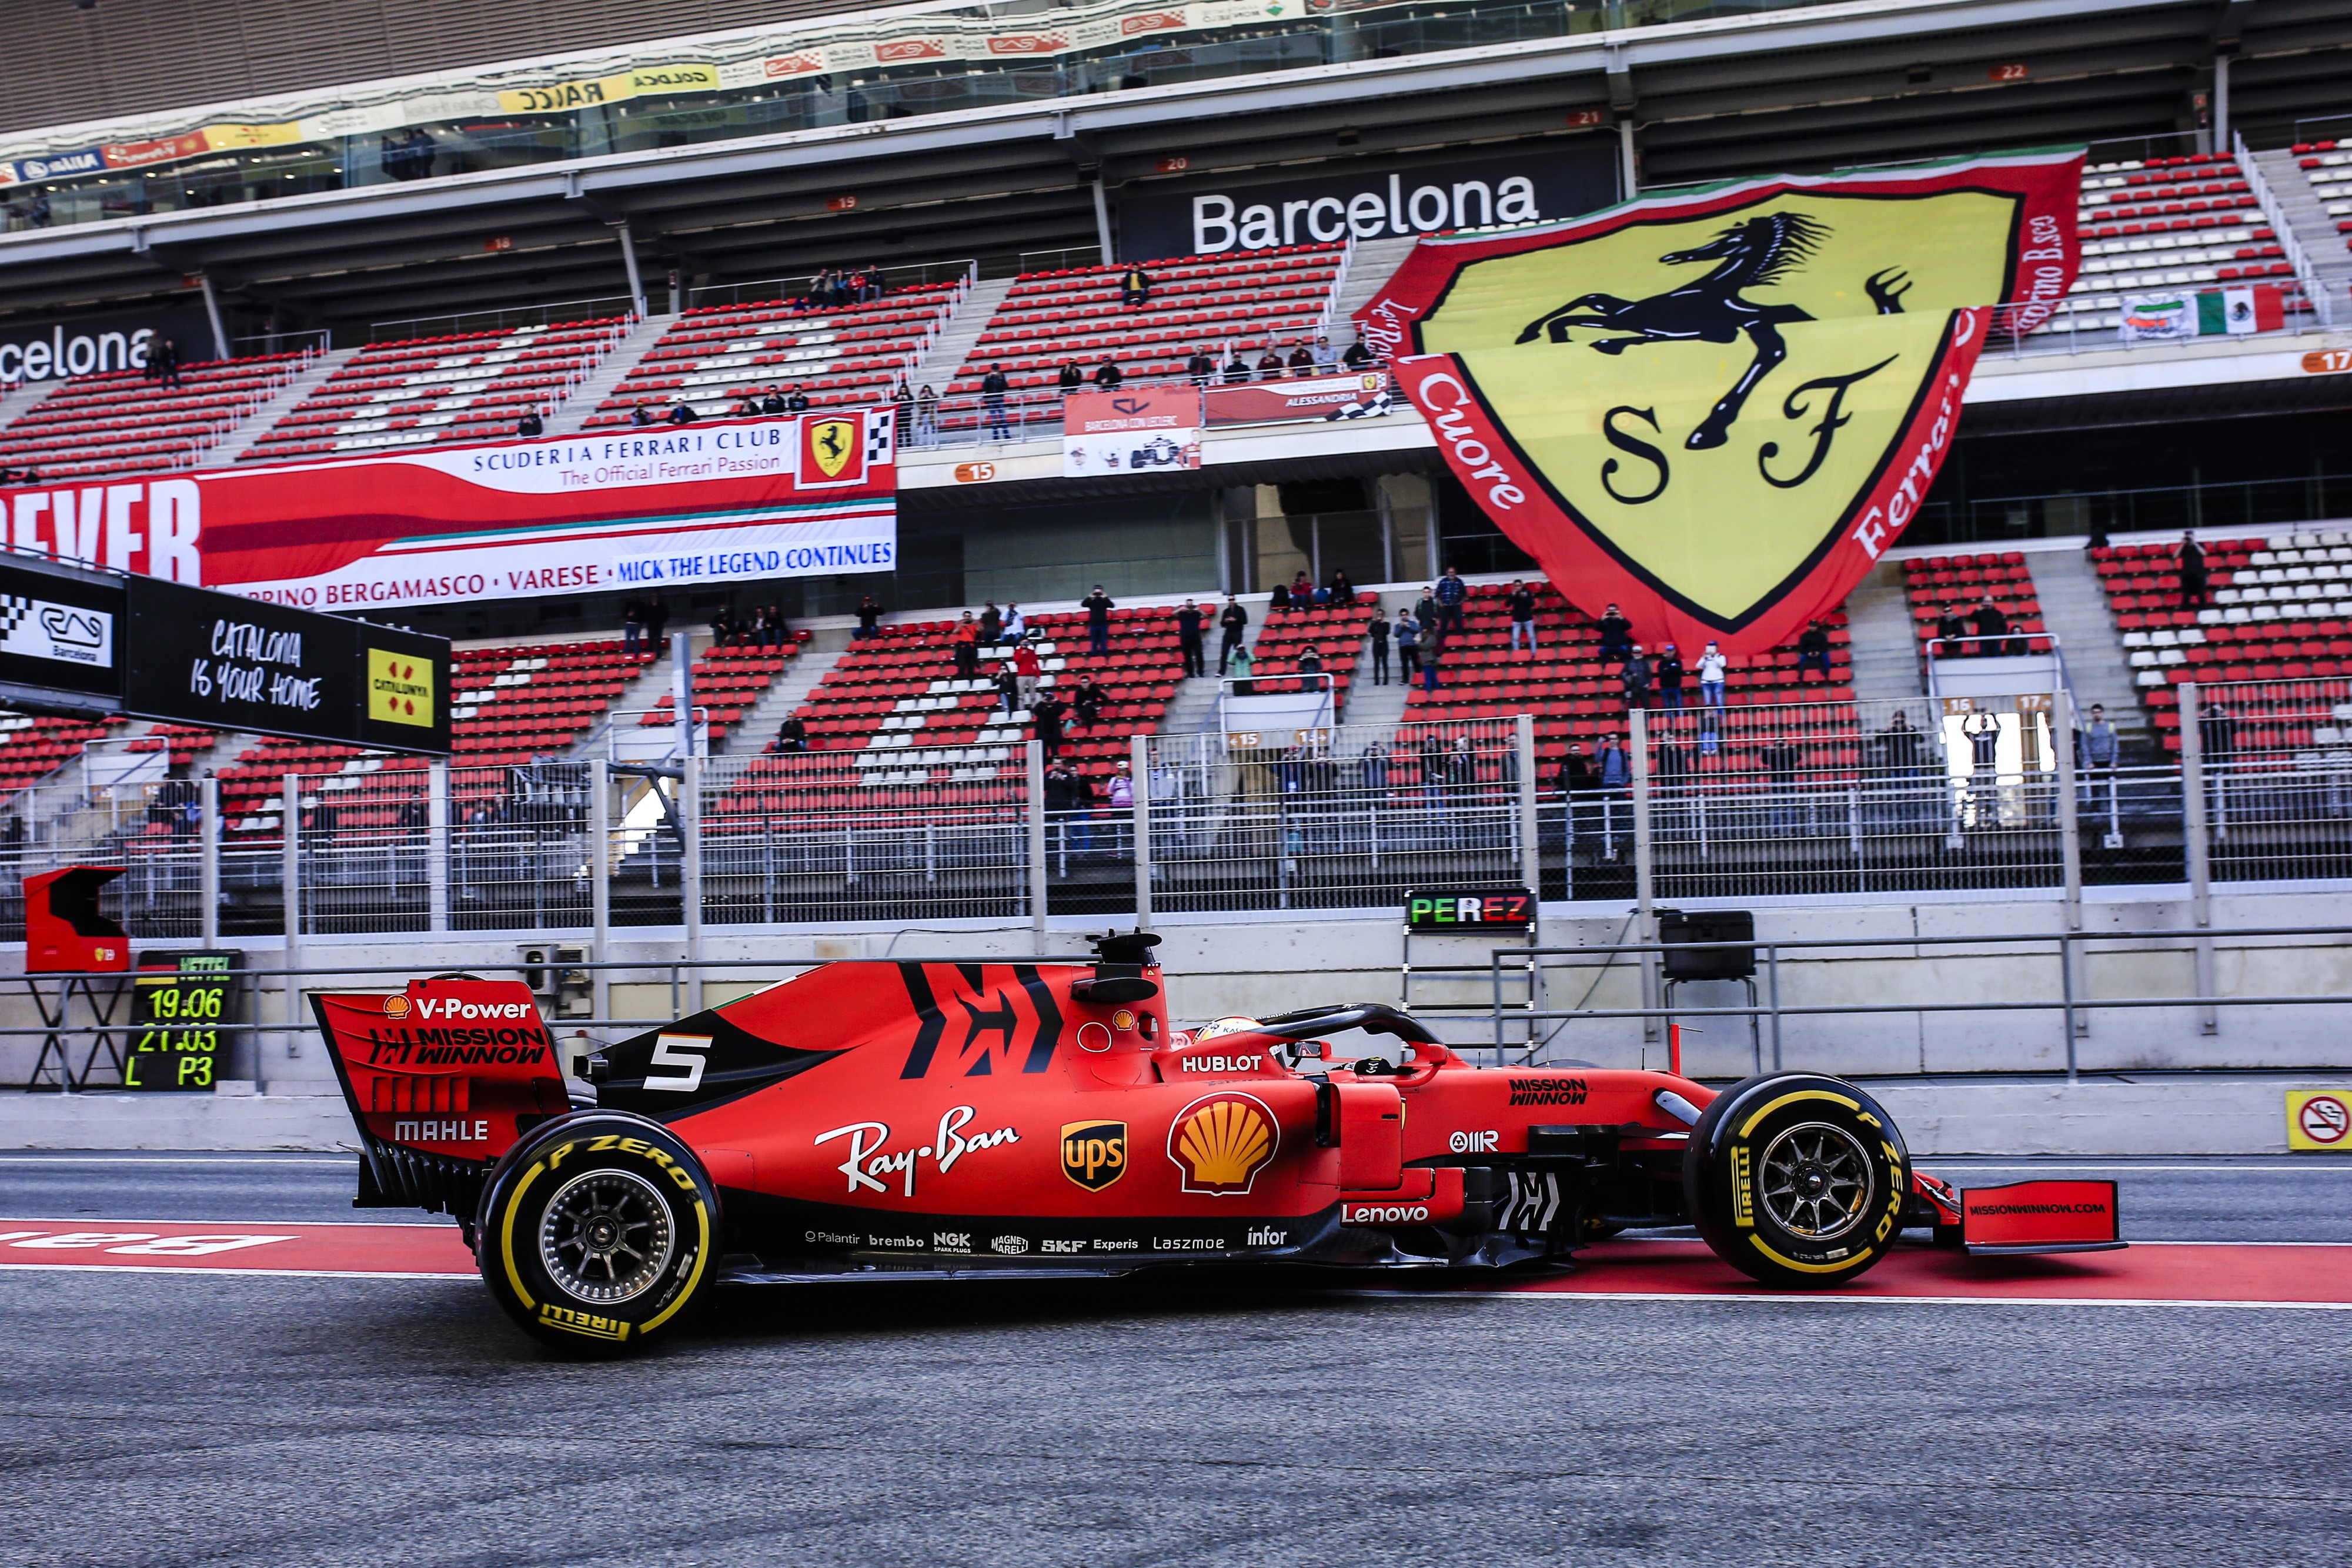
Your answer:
6,1153 -> 2351,1568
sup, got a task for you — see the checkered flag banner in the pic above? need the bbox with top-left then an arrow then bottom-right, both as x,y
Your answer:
866,407 -> 896,467
0,595 -> 31,640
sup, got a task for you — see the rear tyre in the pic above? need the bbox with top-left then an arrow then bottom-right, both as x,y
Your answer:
1683,1073 -> 1909,1288
477,1112 -> 719,1355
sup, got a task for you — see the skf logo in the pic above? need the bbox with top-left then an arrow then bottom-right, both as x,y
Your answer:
801,414 -> 865,485
1061,1121 -> 1127,1191
1167,1093 -> 1278,1196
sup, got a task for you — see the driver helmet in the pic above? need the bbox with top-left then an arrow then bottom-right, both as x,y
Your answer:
1194,1015 -> 1261,1042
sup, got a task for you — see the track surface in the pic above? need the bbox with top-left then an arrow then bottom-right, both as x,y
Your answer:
6,1152 -> 2352,1567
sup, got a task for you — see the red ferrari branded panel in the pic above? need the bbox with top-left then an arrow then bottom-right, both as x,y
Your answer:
1959,1180 -> 2124,1254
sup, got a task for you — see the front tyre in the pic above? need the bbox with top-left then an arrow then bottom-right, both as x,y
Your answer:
1683,1073 -> 1909,1288
477,1113 -> 719,1355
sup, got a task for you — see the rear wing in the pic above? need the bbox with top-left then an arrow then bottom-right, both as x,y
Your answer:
313,978 -> 573,1217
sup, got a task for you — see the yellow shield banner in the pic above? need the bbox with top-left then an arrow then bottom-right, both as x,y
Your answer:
367,648 -> 433,727
1361,149 -> 2083,656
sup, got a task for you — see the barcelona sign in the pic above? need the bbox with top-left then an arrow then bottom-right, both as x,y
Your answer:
1358,149 -> 2083,657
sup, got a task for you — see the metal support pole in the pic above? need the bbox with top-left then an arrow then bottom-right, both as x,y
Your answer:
280,774 -> 301,1061
1766,942 -> 1782,1071
1091,178 -> 1115,265
2179,682 -> 2218,1034
2052,691 -> 2085,1040
1516,711 -> 1543,1054
681,754 -> 703,1014
1631,706 -> 1658,1043
2213,53 -> 2231,151
1131,733 -> 1154,930
427,760 -> 449,934
1618,121 -> 1638,200
198,776 -> 219,950
198,273 -> 232,361
590,760 -> 612,1029
672,630 -> 694,760
1026,738 -> 1049,954
615,223 -> 648,318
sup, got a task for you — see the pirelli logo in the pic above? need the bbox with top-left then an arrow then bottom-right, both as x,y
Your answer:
539,1303 -> 630,1342
1731,1146 -> 1754,1228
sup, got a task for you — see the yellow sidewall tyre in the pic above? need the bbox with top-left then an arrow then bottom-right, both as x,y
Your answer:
477,1112 -> 720,1356
1683,1073 -> 1909,1289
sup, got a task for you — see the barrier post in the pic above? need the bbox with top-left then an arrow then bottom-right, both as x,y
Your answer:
2179,681 -> 2217,1034
198,775 -> 219,950
1516,712 -> 1543,1043
1631,706 -> 1658,1044
281,774 -> 302,1063
681,754 -> 703,1014
589,760 -> 612,1028
2053,688 -> 2084,1040
1130,733 -> 1154,930
427,760 -> 449,934
1027,739 -> 1048,954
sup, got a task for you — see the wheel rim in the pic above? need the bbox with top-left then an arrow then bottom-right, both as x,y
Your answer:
539,1167 -> 676,1305
1757,1121 -> 1874,1242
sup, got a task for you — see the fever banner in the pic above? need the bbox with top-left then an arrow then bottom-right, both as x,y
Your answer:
0,410 -> 896,610
1359,149 -> 2083,657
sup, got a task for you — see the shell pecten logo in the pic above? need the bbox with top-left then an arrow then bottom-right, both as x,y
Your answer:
1167,1092 -> 1279,1195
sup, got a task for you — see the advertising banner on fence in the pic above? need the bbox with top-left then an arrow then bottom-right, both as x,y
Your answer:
1204,370 -> 1392,426
0,411 -> 896,610
2119,285 -> 2281,342
1358,148 -> 2084,657
1061,388 -> 1201,477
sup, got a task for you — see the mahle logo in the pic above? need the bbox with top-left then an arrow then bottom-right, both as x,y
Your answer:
1061,1121 -> 1127,1191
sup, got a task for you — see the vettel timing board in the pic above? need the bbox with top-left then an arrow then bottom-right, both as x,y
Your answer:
1357,148 -> 2083,657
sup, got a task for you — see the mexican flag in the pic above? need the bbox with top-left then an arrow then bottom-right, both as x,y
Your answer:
2119,285 -> 2286,340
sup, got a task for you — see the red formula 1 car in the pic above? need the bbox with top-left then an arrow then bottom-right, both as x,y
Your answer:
314,932 -> 2123,1352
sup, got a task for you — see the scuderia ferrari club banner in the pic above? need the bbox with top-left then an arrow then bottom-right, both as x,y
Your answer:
1361,149 -> 2084,656
0,411 -> 896,610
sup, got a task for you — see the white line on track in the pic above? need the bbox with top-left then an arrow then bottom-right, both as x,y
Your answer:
0,1263 -> 469,1280
1391,1290 -> 2352,1311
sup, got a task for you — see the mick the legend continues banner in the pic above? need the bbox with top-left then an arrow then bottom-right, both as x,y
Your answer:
1358,149 -> 2084,657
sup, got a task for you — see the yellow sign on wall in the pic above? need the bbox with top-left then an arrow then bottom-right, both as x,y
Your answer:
368,648 -> 434,727
2287,1090 -> 2351,1151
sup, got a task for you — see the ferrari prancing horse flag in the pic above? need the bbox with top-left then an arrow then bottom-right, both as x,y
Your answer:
1358,148 -> 2084,658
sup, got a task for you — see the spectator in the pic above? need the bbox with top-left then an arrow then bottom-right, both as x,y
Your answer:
996,663 -> 1023,716
1432,566 -> 1468,643
1269,579 -> 1291,611
644,591 -> 668,650
1311,334 -> 1339,373
1395,610 -> 1422,685
1013,640 -> 1044,708
978,601 -> 1002,643
952,611 -> 981,679
854,594 -> 884,640
1186,347 -> 1216,386
893,379 -> 913,435
1961,713 -> 2002,823
1001,603 -> 1027,644
516,407 -> 544,437
1120,265 -> 1152,309
1795,619 -> 1832,681
1506,580 -> 1538,653
1044,760 -> 1085,852
1227,640 -> 1255,688
1255,346 -> 1286,381
1032,690 -> 1068,760
1081,584 -> 1115,654
916,385 -> 939,446
981,364 -> 1011,441
1935,606 -> 1967,658
621,596 -> 644,657
1224,349 -> 1252,384
1596,603 -> 1632,665
1621,644 -> 1654,710
1414,584 -> 1439,633
630,403 -> 657,427
1093,357 -> 1123,389
1176,598 -> 1206,678
1970,598 -> 2010,658
152,336 -> 182,390
1058,360 -> 1084,393
1656,644 -> 1685,710
1698,641 -> 1728,714
731,394 -> 763,419
1218,594 -> 1250,672
2080,702 -> 2119,800
2200,699 -> 2238,820
761,605 -> 787,647
1287,340 -> 1316,377
1419,636 -> 1441,693
1107,759 -> 1135,811
1367,609 -> 1390,686
786,385 -> 811,413
712,608 -> 738,648
2175,531 -> 2209,607
767,715 -> 808,754
1342,332 -> 1374,370
1598,732 -> 1631,841
1298,645 -> 1325,675
1071,676 -> 1110,728
761,386 -> 788,414
667,400 -> 698,425
1289,570 -> 1314,606
1760,734 -> 1806,830
1559,741 -> 1597,796
1327,569 -> 1355,607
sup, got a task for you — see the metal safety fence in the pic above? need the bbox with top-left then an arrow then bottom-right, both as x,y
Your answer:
4,678 -> 2351,945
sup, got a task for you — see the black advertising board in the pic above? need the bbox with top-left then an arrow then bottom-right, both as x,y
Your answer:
122,576 -> 450,754
123,950 -> 244,1092
0,556 -> 126,710
1405,888 -> 1535,931
1117,139 -> 1621,264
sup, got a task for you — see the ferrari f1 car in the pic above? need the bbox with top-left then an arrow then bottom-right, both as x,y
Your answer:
315,932 -> 2123,1352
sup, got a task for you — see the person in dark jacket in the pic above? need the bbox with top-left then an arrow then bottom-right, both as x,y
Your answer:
767,716 -> 807,754
1367,610 -> 1390,685
1081,586 -> 1115,654
1218,595 -> 1250,673
981,364 -> 1011,440
1507,580 -> 1538,653
1176,599 -> 1206,678
1796,619 -> 1833,680
1655,644 -> 1686,709
1935,607 -> 1968,658
1597,603 -> 1632,665
515,408 -> 543,437
2175,531 -> 2209,607
1119,266 -> 1151,309
1186,348 -> 1215,386
1969,599 -> 2010,659
1070,677 -> 1110,728
1057,360 -> 1084,393
1621,644 -> 1655,710
1223,350 -> 1251,385
1092,357 -> 1123,389
1031,691 -> 1068,760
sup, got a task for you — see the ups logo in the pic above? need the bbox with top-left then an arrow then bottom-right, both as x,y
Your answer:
1061,1121 -> 1127,1191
